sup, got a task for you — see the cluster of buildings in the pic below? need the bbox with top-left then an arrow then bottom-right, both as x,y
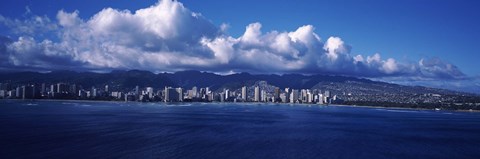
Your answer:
246,86 -> 337,104
0,83 -> 83,100
0,82 -> 340,104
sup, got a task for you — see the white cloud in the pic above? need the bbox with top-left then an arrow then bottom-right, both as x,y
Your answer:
288,25 -> 320,46
0,0 -> 467,80
382,58 -> 398,74
241,22 -> 263,45
353,55 -> 364,63
201,36 -> 235,64
323,37 -> 348,61
367,53 -> 381,64
57,10 -> 81,27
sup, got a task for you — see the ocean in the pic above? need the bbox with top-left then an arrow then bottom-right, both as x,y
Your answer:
1,100 -> 479,159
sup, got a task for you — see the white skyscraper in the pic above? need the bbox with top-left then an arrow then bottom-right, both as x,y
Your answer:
307,91 -> 313,103
318,94 -> 324,104
192,86 -> 198,98
146,87 -> 154,99
176,87 -> 183,102
92,88 -> 97,97
241,86 -> 247,101
254,86 -> 260,102
261,90 -> 266,102
290,89 -> 299,103
225,89 -> 230,100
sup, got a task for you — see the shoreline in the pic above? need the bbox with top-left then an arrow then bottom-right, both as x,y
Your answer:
1,98 -> 479,113
331,103 -> 480,113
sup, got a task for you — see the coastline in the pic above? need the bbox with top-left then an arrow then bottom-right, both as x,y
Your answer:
2,98 -> 479,113
331,103 -> 480,113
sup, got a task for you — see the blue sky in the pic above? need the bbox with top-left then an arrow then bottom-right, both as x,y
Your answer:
0,0 -> 479,92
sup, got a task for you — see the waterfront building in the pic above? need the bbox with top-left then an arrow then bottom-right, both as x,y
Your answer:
22,85 -> 34,99
318,94 -> 324,104
280,93 -> 287,103
16,87 -> 21,98
57,83 -> 68,93
192,86 -> 198,98
176,87 -> 183,102
225,89 -> 230,101
290,89 -> 299,103
146,87 -> 154,99
242,86 -> 247,101
164,87 -> 181,102
274,87 -> 280,102
254,86 -> 260,102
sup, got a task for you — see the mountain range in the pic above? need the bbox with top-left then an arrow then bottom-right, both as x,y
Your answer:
0,70 -> 474,97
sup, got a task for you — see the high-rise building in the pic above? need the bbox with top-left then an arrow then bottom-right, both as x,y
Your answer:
146,87 -> 154,99
318,94 -> 324,104
22,85 -> 34,99
78,90 -> 86,98
176,87 -> 183,102
70,84 -> 77,96
254,86 -> 260,102
274,87 -> 280,102
219,92 -> 225,102
165,87 -> 180,102
284,88 -> 290,103
41,83 -> 46,96
0,90 -> 5,98
261,90 -> 266,102
164,87 -> 170,102
225,89 -> 230,101
199,88 -> 206,99
280,93 -> 287,103
50,84 -> 56,94
290,89 -> 299,103
135,86 -> 139,97
241,86 -> 247,101
57,83 -> 68,93
92,88 -> 97,97
16,87 -> 21,98
307,90 -> 313,103
301,89 -> 307,103
192,86 -> 198,98
208,91 -> 214,101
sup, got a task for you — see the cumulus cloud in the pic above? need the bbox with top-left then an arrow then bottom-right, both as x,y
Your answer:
0,0 -> 467,80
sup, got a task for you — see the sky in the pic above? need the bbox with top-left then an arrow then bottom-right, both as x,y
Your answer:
0,0 -> 479,93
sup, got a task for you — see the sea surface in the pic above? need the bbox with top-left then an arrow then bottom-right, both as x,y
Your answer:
1,100 -> 479,159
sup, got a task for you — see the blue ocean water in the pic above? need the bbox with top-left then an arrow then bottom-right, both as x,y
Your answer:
0,100 -> 479,159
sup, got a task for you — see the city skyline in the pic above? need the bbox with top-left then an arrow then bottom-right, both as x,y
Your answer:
1,0 -> 479,93
1,70 -> 478,111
